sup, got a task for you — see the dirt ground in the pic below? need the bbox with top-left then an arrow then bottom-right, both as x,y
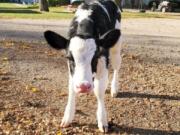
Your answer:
0,18 -> 180,135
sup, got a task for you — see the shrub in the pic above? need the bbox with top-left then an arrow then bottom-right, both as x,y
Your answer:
27,3 -> 39,9
0,0 -> 10,2
48,0 -> 70,6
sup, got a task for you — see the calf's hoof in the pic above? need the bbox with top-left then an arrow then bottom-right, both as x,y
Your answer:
60,118 -> 72,127
111,92 -> 118,98
111,83 -> 119,98
99,125 -> 108,133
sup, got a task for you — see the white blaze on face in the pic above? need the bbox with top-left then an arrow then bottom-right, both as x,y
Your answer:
75,8 -> 93,23
69,37 -> 96,90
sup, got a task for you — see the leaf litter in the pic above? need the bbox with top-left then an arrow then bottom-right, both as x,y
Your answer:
0,40 -> 180,134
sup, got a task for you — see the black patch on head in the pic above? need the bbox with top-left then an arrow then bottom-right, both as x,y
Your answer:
68,17 -> 78,39
77,19 -> 94,38
91,46 -> 109,73
66,51 -> 75,75
68,3 -> 94,39
69,60 -> 75,76
91,49 -> 99,73
68,18 -> 94,39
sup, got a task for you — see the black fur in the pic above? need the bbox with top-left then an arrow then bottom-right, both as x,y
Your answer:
44,31 -> 68,50
91,46 -> 109,73
44,0 -> 121,76
66,51 -> 75,75
96,29 -> 121,49
68,0 -> 121,39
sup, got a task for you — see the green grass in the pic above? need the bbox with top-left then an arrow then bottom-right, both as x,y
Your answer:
122,11 -> 180,19
0,3 -> 180,20
0,3 -> 74,19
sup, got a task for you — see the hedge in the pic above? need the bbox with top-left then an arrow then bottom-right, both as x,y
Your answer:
48,0 -> 70,6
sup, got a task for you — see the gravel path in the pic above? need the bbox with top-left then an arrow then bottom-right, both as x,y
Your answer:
0,18 -> 180,41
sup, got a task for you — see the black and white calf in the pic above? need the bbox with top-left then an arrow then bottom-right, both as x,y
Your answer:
44,0 -> 122,132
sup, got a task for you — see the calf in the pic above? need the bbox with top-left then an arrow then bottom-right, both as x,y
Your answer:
44,0 -> 122,133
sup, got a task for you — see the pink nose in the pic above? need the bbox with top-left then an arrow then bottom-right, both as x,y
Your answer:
76,83 -> 92,93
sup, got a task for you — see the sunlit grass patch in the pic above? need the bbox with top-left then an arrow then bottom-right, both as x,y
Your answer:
122,11 -> 180,19
0,3 -> 180,19
0,3 -> 73,19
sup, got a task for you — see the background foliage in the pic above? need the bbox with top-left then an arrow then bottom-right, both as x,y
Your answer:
0,0 -> 10,2
48,0 -> 70,6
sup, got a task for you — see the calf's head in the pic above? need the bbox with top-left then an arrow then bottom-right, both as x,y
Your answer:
44,29 -> 120,93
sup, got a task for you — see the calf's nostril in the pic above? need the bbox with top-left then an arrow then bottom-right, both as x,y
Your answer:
77,83 -> 92,91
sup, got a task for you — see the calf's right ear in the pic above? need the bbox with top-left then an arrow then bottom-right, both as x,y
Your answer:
44,30 -> 68,50
96,29 -> 120,49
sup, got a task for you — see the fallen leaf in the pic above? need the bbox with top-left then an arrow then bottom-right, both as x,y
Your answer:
26,85 -> 39,92
0,71 -> 9,75
59,92 -> 67,97
31,87 -> 38,92
57,131 -> 62,135
2,57 -> 8,61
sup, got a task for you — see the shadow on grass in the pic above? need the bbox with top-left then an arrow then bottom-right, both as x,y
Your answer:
0,7 -> 28,10
52,11 -> 74,14
0,9 -> 40,14
117,92 -> 180,100
0,7 -> 38,9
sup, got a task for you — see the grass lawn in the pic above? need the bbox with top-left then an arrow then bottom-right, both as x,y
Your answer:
0,3 -> 180,19
0,3 -> 74,19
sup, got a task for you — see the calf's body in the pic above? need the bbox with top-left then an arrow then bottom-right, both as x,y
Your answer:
44,0 -> 122,132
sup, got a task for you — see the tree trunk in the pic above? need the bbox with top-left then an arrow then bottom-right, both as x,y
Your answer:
39,0 -> 49,12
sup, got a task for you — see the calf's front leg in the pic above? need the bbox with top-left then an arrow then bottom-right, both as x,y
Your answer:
61,77 -> 76,127
94,63 -> 109,133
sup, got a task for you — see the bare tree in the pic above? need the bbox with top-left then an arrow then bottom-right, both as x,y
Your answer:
39,0 -> 49,12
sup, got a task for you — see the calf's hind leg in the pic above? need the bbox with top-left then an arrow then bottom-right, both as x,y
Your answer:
110,39 -> 122,98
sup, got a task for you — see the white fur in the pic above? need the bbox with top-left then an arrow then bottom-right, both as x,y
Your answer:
115,19 -> 121,30
93,56 -> 109,132
61,75 -> 76,127
69,37 -> 96,91
75,8 -> 93,23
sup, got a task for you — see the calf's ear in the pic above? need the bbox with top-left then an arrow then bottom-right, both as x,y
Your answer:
96,29 -> 120,49
44,30 -> 68,50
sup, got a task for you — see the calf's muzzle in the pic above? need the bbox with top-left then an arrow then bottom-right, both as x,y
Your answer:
76,82 -> 92,93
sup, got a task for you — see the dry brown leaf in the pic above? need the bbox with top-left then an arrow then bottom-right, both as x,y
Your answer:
2,57 -> 8,61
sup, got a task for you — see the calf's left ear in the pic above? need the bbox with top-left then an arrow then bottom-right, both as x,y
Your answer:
44,30 -> 68,50
96,29 -> 121,49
